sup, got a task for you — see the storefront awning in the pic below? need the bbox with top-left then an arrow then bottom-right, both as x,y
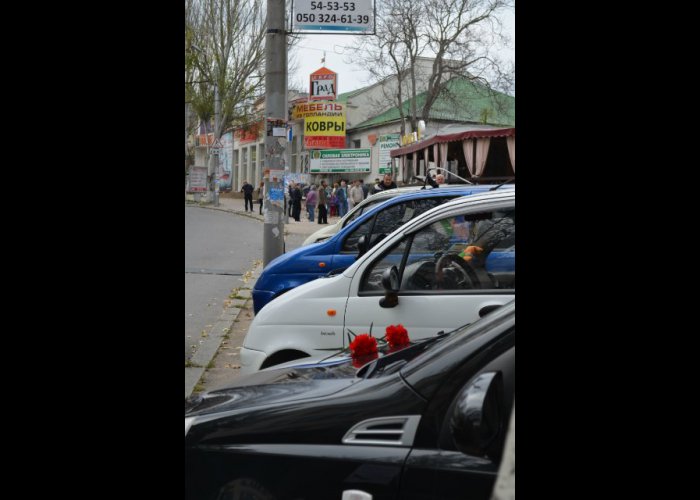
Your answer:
390,126 -> 515,158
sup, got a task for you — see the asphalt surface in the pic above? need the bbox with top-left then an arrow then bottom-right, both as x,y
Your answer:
185,206 -> 263,359
185,196 -> 335,397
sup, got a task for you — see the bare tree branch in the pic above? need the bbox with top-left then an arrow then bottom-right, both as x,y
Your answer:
186,0 -> 268,138
347,0 -> 513,129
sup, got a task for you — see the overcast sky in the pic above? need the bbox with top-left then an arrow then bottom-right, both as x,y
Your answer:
288,8 -> 514,94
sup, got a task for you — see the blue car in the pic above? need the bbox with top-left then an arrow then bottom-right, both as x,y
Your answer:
252,185 -> 514,313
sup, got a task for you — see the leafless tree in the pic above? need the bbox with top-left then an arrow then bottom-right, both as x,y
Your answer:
186,0 -> 267,139
350,0 -> 513,129
421,0 -> 513,120
352,0 -> 425,134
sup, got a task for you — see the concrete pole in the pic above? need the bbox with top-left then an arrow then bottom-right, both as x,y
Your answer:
213,82 -> 221,206
263,0 -> 286,266
185,102 -> 190,190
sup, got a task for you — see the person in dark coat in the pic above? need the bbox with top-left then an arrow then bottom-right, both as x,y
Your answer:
287,184 -> 293,216
241,180 -> 254,212
371,174 -> 398,194
317,180 -> 328,224
291,182 -> 303,222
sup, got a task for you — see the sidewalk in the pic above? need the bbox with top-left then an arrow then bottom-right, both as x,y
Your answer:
190,195 -> 341,237
185,197 -> 341,398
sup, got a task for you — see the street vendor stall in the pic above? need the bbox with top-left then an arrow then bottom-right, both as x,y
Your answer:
390,124 -> 515,184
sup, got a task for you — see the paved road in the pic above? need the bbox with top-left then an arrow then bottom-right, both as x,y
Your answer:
185,206 -> 263,359
185,206 -> 311,360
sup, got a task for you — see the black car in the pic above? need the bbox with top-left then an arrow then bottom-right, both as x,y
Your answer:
185,301 -> 515,500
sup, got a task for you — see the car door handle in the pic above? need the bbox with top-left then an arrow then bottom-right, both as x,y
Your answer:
479,304 -> 502,317
342,490 -> 373,500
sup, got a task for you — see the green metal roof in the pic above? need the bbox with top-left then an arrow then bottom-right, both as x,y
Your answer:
350,77 -> 515,130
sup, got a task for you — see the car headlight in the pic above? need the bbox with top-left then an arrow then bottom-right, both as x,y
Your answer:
185,417 -> 196,436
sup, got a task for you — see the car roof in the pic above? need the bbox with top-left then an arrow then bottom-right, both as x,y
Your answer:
337,184 -> 505,224
403,188 -> 515,232
333,185 -> 512,239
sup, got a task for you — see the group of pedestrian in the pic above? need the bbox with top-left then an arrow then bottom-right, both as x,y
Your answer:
239,173 -> 399,224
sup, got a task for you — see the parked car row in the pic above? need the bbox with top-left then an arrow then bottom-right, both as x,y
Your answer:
253,184 -> 514,314
244,189 -> 515,372
186,188 -> 516,499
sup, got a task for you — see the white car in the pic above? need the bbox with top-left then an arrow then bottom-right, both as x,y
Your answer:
240,189 -> 515,374
302,184 -> 467,246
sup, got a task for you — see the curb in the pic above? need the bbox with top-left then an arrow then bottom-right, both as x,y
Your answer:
187,201 -> 265,223
185,263 -> 263,399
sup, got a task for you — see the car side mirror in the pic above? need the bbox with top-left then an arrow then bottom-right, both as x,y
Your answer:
450,372 -> 503,459
379,266 -> 399,308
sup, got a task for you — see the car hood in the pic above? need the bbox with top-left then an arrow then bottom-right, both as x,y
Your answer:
185,361 -> 360,418
257,240 -> 333,278
302,222 -> 340,246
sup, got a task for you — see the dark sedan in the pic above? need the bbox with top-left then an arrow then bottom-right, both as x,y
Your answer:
185,301 -> 515,500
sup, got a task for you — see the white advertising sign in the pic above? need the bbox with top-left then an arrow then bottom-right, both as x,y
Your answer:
310,149 -> 371,173
293,0 -> 374,33
188,166 -> 208,192
378,133 -> 400,174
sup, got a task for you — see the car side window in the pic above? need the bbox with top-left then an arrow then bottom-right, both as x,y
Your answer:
372,202 -> 409,235
343,200 -> 381,227
409,196 -> 455,219
349,198 -> 455,251
343,203 -> 408,253
359,239 -> 410,292
398,210 -> 515,292
342,215 -> 375,252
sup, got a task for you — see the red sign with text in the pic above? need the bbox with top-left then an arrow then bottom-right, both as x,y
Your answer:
304,136 -> 346,149
310,67 -> 337,101
234,121 -> 262,144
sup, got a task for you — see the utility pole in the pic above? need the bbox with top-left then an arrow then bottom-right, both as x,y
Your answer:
213,82 -> 221,206
263,0 -> 286,266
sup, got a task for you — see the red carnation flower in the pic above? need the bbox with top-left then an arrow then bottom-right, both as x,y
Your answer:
349,334 -> 378,358
385,324 -> 410,348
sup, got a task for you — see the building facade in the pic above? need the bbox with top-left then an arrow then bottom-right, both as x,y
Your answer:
187,59 -> 515,197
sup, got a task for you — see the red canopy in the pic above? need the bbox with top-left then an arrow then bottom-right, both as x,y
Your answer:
390,127 -> 515,157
